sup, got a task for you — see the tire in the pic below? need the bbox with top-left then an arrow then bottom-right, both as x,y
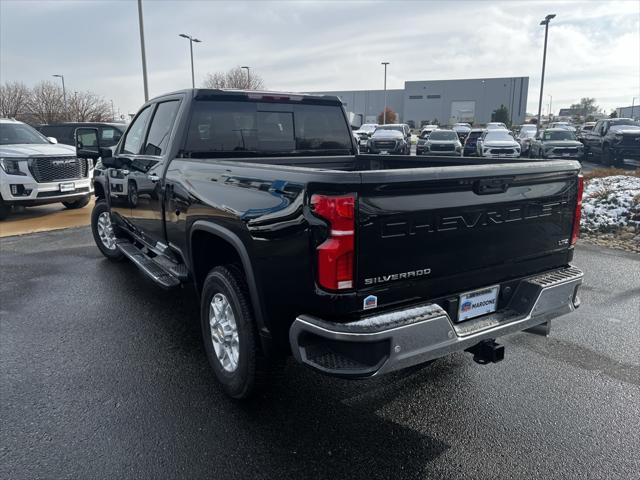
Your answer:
127,182 -> 138,208
613,152 -> 625,168
601,145 -> 613,166
0,197 -> 11,220
62,194 -> 90,209
201,265 -> 267,399
91,200 -> 124,261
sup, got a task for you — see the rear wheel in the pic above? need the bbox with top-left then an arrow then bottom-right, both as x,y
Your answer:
62,194 -> 90,209
201,265 -> 268,399
601,145 -> 613,166
91,200 -> 124,261
127,182 -> 138,208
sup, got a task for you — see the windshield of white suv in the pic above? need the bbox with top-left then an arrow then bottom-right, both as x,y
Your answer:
543,130 -> 576,141
376,125 -> 405,133
0,123 -> 49,145
485,131 -> 514,142
429,131 -> 458,141
519,130 -> 536,139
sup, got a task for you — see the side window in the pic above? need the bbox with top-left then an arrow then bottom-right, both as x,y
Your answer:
122,106 -> 153,154
594,121 -> 602,134
100,127 -> 123,147
143,100 -> 180,156
77,130 -> 99,147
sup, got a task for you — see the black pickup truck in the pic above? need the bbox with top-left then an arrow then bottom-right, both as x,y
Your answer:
581,118 -> 640,166
77,89 -> 584,399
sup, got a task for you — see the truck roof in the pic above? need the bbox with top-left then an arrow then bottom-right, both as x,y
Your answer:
151,88 -> 342,105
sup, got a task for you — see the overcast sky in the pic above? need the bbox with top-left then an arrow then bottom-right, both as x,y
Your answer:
1,0 -> 638,118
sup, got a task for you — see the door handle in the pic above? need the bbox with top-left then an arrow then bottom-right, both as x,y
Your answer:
148,174 -> 160,182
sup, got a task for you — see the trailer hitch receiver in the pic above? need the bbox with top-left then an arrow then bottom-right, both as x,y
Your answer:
465,339 -> 504,365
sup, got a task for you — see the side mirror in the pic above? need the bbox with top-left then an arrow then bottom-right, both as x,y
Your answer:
100,148 -> 118,168
75,127 -> 101,159
47,137 -> 58,144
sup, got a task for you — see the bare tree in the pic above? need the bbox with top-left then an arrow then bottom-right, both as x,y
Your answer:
67,91 -> 112,122
28,81 -> 66,123
0,81 -> 31,118
203,66 -> 265,90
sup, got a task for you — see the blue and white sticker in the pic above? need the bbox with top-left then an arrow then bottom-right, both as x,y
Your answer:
363,295 -> 378,310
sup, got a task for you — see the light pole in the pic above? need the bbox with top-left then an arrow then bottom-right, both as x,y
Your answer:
481,79 -> 486,123
241,66 -> 251,89
52,74 -> 67,120
137,0 -> 149,101
536,13 -> 556,131
381,61 -> 389,124
548,94 -> 553,120
179,33 -> 202,88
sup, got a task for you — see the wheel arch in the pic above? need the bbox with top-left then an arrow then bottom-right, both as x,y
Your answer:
189,221 -> 271,348
94,178 -> 106,199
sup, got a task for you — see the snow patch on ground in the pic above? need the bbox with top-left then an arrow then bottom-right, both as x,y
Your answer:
581,175 -> 640,232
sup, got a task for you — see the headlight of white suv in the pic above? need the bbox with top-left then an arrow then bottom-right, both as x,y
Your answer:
0,158 -> 28,176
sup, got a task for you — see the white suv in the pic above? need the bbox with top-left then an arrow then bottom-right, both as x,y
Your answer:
0,118 -> 94,220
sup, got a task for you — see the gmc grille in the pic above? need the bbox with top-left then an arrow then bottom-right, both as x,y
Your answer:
373,140 -> 397,149
28,157 -> 88,183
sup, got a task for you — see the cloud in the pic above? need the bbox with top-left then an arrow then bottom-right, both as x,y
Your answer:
1,0 -> 638,116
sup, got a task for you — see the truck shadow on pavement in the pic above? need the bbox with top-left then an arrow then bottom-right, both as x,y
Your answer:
101,258 -> 453,480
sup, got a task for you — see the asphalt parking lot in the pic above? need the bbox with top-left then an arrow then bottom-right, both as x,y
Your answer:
1,227 -> 638,480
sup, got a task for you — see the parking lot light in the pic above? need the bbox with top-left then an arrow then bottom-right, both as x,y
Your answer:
137,0 -> 149,101
536,14 -> 556,132
381,62 -> 389,124
241,66 -> 251,89
52,74 -> 67,120
179,33 -> 202,88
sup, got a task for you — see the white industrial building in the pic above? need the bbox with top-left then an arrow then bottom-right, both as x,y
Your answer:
308,76 -> 529,127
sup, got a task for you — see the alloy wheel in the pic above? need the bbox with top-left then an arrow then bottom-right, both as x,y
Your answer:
209,293 -> 240,372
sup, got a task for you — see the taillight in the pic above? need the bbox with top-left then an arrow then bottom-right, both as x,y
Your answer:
570,174 -> 584,246
311,193 -> 356,291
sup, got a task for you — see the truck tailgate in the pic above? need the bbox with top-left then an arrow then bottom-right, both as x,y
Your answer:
356,161 -> 581,298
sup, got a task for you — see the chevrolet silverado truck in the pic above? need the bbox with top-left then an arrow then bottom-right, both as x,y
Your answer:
76,89 -> 584,399
581,118 -> 640,166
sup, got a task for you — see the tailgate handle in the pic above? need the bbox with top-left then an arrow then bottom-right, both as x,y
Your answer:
474,178 -> 513,195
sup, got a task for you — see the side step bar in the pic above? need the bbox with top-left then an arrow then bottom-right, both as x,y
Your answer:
116,240 -> 182,289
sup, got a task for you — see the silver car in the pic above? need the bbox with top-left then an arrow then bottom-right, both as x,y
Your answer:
423,129 -> 462,156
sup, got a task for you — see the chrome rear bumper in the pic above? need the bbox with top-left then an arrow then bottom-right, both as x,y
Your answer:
289,266 -> 583,377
